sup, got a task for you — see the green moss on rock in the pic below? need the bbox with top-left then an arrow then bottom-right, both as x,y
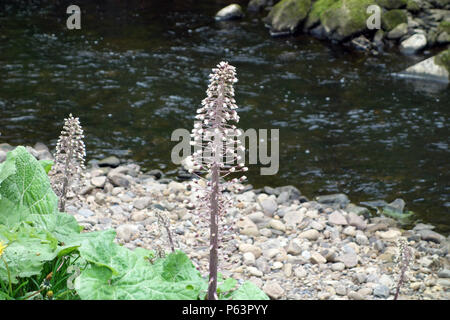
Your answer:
264,0 -> 312,34
305,0 -> 339,29
406,0 -> 421,12
375,0 -> 407,9
320,0 -> 377,41
381,9 -> 407,31
438,21 -> 450,34
434,48 -> 450,74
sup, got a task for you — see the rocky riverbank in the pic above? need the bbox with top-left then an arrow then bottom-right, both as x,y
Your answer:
2,142 -> 449,300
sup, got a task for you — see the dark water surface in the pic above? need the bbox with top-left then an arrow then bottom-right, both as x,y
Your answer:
0,1 -> 449,234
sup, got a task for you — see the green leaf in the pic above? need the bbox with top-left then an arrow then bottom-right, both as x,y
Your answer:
74,248 -> 204,300
218,277 -> 237,294
38,160 -> 54,175
0,224 -> 58,284
230,281 -> 270,300
161,251 -> 204,283
0,146 -> 58,221
27,212 -> 82,242
74,263 -> 201,300
76,230 -> 128,275
0,151 -> 16,187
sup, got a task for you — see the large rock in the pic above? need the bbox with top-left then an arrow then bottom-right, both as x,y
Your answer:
400,33 -> 427,53
399,49 -> 449,82
264,0 -> 312,35
387,22 -> 408,39
98,156 -> 120,168
417,229 -> 446,243
215,4 -> 244,21
320,0 -> 376,41
316,193 -> 349,209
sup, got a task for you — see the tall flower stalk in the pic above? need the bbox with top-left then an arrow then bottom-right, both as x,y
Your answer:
189,62 -> 247,300
394,239 -> 412,300
51,114 -> 86,212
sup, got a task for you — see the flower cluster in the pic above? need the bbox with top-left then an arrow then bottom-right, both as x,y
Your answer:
190,61 -> 248,179
188,62 -> 247,300
50,114 -> 86,212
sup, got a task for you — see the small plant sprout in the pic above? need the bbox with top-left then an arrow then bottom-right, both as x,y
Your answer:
394,238 -> 412,300
188,61 -> 247,300
51,114 -> 86,212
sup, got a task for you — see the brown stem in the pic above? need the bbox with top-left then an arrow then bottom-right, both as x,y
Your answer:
207,163 -> 219,300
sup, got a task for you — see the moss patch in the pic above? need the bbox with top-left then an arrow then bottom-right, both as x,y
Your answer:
381,9 -> 407,31
265,0 -> 312,33
305,0 -> 339,28
438,21 -> 450,34
406,0 -> 421,12
434,48 -> 450,74
320,0 -> 377,40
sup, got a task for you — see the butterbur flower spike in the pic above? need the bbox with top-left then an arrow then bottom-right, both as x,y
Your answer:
51,114 -> 86,212
394,238 -> 412,300
189,62 -> 247,300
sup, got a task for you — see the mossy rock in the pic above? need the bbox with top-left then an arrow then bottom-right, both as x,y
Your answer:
438,21 -> 450,34
304,0 -> 339,29
320,0 -> 377,41
381,9 -> 407,31
264,0 -> 312,34
375,0 -> 407,9
435,48 -> 450,75
406,0 -> 421,12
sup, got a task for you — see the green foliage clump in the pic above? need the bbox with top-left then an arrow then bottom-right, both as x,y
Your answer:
0,147 -> 269,300
438,21 -> 450,34
381,9 -> 408,31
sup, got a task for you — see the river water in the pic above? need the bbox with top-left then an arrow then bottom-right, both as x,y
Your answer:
0,0 -> 449,234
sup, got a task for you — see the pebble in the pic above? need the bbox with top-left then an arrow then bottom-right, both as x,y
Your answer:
243,252 -> 256,266
310,252 -> 327,264
336,253 -> 358,268
328,211 -> 348,225
298,229 -> 320,241
91,176 -> 107,188
331,262 -> 345,271
259,197 -> 278,216
377,229 -> 401,240
283,210 -> 304,226
247,266 -> 263,277
263,281 -> 284,299
437,269 -> 450,279
269,219 -> 286,232
116,224 -> 140,242
373,284 -> 390,298
239,243 -> 262,258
